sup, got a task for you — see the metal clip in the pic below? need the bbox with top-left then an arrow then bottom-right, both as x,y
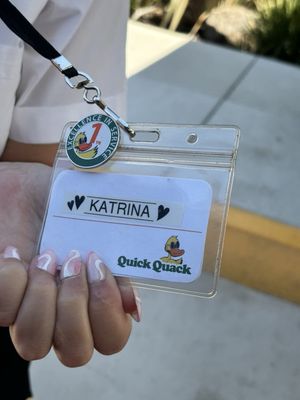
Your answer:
51,55 -> 73,72
64,71 -> 93,89
83,82 -> 135,137
83,85 -> 101,104
95,99 -> 135,138
61,67 -> 135,137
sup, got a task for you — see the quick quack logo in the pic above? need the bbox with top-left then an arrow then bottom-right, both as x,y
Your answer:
66,114 -> 119,168
160,236 -> 185,264
117,236 -> 191,276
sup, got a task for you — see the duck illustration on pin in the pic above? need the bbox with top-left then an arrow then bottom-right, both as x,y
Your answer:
160,236 -> 185,265
74,123 -> 102,159
74,131 -> 98,159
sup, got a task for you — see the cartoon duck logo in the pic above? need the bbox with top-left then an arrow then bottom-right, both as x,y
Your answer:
67,115 -> 120,169
160,236 -> 185,265
74,131 -> 99,159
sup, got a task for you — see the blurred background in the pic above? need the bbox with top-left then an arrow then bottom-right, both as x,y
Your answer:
31,1 -> 300,399
130,0 -> 300,65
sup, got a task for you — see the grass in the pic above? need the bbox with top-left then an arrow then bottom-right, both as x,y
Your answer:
250,0 -> 300,64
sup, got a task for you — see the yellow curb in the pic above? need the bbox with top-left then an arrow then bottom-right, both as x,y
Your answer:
222,207 -> 300,304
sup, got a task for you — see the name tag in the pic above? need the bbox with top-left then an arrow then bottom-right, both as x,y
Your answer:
40,170 -> 212,283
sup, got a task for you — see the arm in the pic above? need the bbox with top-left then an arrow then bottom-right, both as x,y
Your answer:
1,139 -> 58,166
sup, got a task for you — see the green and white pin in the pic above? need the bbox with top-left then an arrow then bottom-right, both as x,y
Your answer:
66,114 -> 120,169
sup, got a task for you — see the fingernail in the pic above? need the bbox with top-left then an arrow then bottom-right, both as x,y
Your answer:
131,288 -> 142,323
35,250 -> 56,275
61,250 -> 81,279
87,252 -> 106,283
3,246 -> 21,260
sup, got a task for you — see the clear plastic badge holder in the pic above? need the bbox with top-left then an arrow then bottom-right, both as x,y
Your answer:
39,121 -> 239,298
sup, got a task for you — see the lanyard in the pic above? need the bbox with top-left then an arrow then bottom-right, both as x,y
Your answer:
0,0 -> 135,137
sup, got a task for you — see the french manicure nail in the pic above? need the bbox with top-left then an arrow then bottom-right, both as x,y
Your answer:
35,250 -> 56,275
3,246 -> 21,260
61,250 -> 81,279
87,252 -> 106,283
131,287 -> 142,323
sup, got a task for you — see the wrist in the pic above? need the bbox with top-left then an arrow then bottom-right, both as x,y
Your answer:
0,139 -> 58,166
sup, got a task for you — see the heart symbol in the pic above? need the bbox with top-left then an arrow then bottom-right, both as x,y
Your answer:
67,200 -> 74,211
75,195 -> 86,210
157,205 -> 170,221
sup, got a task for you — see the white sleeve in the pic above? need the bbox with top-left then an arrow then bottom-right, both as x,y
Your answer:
0,0 -> 48,155
2,0 -> 129,150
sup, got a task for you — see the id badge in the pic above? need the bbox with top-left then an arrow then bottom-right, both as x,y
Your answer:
1,0 -> 239,296
39,116 -> 239,297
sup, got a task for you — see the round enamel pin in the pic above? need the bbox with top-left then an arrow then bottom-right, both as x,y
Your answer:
66,114 -> 120,168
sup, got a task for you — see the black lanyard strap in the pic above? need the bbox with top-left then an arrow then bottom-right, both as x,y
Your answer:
0,0 -> 78,79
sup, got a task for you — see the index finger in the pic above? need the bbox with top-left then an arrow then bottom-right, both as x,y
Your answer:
87,252 -> 133,355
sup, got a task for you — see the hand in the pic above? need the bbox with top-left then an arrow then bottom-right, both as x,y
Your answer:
0,162 -> 51,262
9,249 -> 139,366
0,161 -> 50,327
0,162 -> 141,366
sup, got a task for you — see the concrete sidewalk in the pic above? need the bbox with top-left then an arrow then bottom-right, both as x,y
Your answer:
31,279 -> 300,400
30,21 -> 300,400
127,22 -> 300,227
127,21 -> 300,304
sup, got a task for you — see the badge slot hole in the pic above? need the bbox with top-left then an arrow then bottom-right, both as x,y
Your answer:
130,130 -> 160,143
187,133 -> 198,144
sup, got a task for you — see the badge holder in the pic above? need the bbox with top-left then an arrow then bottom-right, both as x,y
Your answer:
1,0 -> 240,297
38,121 -> 239,297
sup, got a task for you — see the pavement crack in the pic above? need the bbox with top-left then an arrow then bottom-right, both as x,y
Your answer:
201,56 -> 258,124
